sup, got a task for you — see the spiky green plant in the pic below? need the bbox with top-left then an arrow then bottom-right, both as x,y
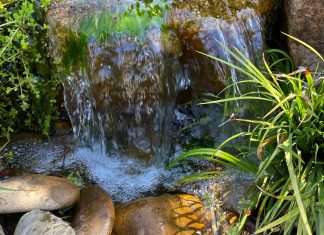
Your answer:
169,34 -> 324,234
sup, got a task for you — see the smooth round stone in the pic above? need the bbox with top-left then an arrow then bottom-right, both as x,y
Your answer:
0,174 -> 80,213
72,185 -> 115,235
14,210 -> 75,235
114,194 -> 212,235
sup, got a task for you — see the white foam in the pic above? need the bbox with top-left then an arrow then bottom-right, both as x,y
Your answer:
69,145 -> 171,202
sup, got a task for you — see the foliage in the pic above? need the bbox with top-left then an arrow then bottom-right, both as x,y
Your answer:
170,35 -> 324,234
66,171 -> 84,188
0,0 -> 58,141
127,0 -> 170,17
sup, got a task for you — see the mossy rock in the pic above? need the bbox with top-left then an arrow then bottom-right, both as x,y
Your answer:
172,0 -> 273,19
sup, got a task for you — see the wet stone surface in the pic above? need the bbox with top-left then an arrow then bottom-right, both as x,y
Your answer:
72,185 -> 115,235
114,194 -> 213,235
1,133 -> 78,175
173,0 -> 273,18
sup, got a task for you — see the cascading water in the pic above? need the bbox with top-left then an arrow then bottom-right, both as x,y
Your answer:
45,0 -> 273,201
59,1 -> 180,164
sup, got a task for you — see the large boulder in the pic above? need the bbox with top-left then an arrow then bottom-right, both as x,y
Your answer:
113,194 -> 212,235
0,175 -> 80,213
14,210 -> 75,235
285,0 -> 324,68
72,185 -> 115,235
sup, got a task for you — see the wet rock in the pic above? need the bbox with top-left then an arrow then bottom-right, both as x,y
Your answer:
54,120 -> 72,136
14,210 -> 75,235
180,169 -> 255,213
285,0 -> 324,69
1,133 -> 76,174
48,0 -> 180,162
172,0 -> 273,19
72,185 -> 115,235
167,0 -> 274,96
114,194 -> 212,235
0,174 -> 80,213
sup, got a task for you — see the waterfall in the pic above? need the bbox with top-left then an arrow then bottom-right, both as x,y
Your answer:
47,0 -> 271,201
55,2 -> 181,165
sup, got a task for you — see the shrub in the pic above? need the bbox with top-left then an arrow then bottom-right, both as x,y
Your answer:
169,35 -> 324,234
0,0 -> 58,142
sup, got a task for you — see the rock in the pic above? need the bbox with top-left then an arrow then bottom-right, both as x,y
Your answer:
48,0 -> 180,162
113,194 -> 212,235
72,185 -> 115,235
0,133 -> 77,175
167,0 -> 274,96
179,169 -> 255,213
14,210 -> 75,235
285,0 -> 324,68
0,174 -> 80,213
0,224 -> 4,235
172,0 -> 273,19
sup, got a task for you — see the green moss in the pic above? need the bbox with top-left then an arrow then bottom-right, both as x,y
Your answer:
62,32 -> 88,72
60,7 -> 166,72
78,11 -> 163,42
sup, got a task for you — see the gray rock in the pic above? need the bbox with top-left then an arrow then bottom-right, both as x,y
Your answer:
0,224 -> 4,235
0,174 -> 80,213
14,210 -> 75,235
285,0 -> 324,69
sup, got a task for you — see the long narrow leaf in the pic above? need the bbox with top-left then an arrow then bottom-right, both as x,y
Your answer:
284,140 -> 313,235
282,32 -> 324,62
256,208 -> 299,234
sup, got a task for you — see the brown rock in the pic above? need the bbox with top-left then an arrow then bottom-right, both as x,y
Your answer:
113,194 -> 212,235
72,185 -> 115,235
285,0 -> 324,68
172,0 -> 273,19
0,174 -> 80,213
167,0 -> 274,95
